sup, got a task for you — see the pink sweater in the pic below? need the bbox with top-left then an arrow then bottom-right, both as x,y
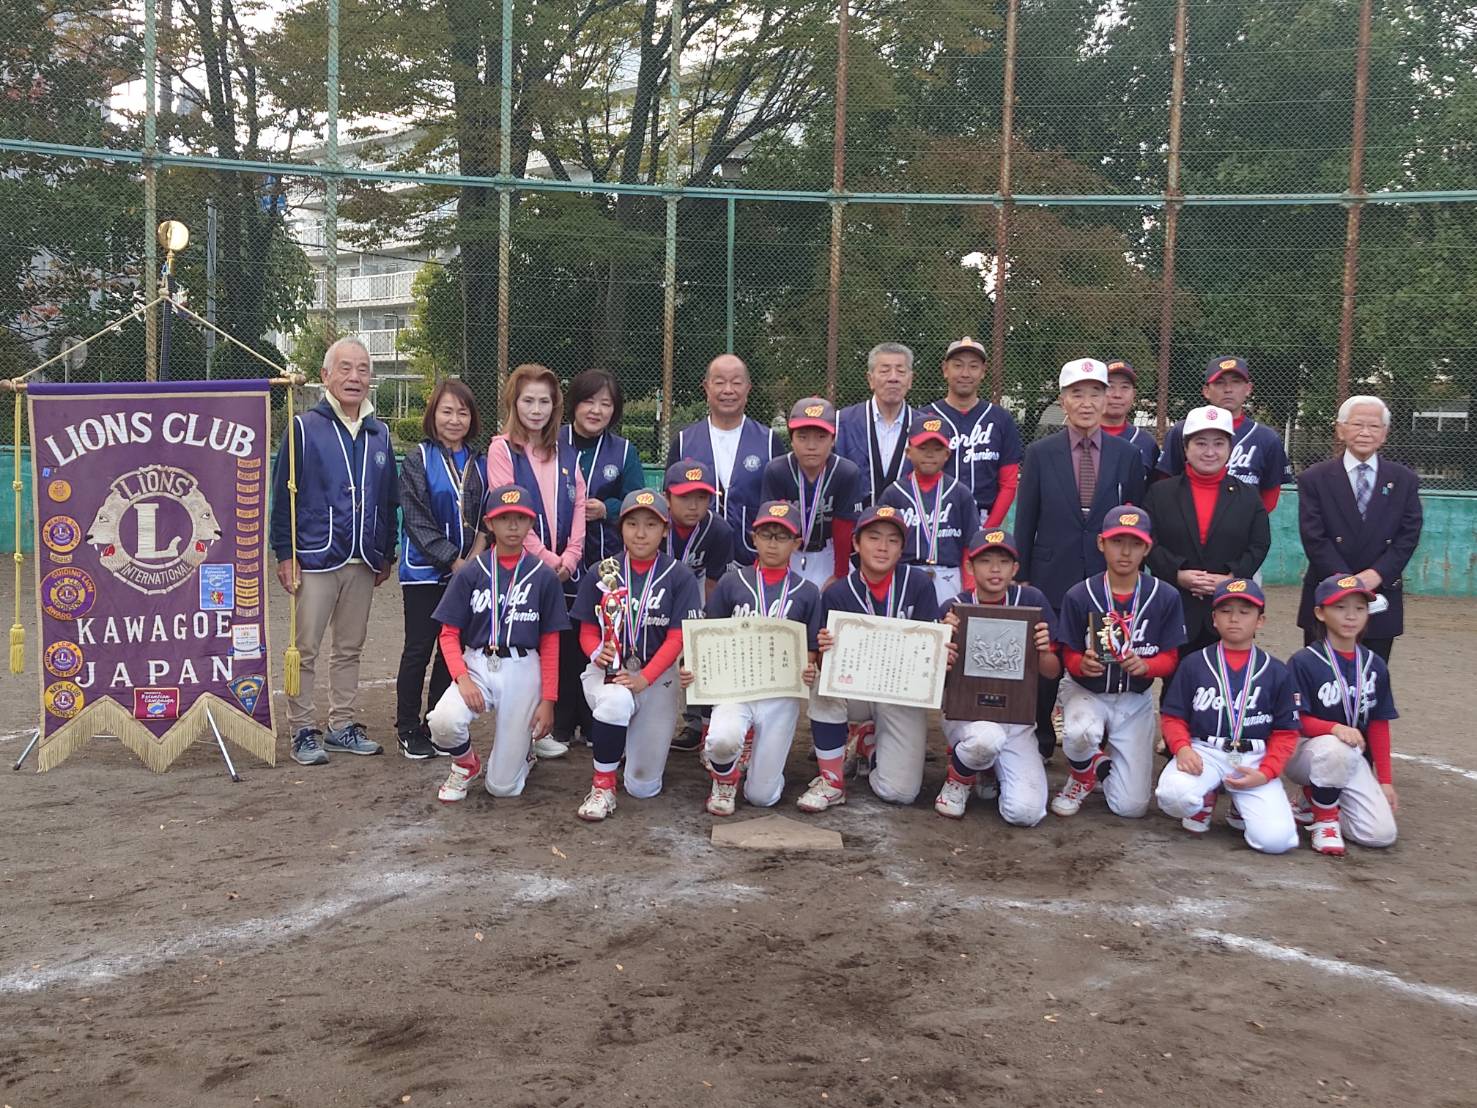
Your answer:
487,434 -> 587,575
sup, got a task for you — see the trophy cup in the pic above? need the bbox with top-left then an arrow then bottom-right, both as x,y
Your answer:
596,557 -> 628,677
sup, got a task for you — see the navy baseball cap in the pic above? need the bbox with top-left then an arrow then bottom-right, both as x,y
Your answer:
1100,505 -> 1153,545
944,336 -> 989,361
1212,577 -> 1266,609
619,488 -> 670,523
856,502 -> 908,538
485,483 -> 538,521
965,528 -> 1019,561
1315,573 -> 1377,607
664,458 -> 716,496
1205,355 -> 1250,383
908,414 -> 952,449
1105,358 -> 1136,382
752,500 -> 802,537
788,396 -> 837,434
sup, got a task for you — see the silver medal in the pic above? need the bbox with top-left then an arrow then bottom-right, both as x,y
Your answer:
1228,750 -> 1243,767
486,653 -> 501,673
625,654 -> 642,674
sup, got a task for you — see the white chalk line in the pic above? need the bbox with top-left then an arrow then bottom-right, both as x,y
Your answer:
1192,929 -> 1477,1010
1392,752 -> 1477,783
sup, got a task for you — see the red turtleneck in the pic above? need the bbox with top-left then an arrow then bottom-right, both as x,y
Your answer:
1187,466 -> 1225,545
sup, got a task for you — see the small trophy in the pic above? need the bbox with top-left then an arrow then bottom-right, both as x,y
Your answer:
1090,611 -> 1132,665
596,557 -> 627,677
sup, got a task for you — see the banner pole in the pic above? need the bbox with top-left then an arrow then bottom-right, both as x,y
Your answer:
205,706 -> 243,782
11,730 -> 39,771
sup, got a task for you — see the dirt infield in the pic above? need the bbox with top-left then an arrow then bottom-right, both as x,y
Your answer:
1,585 -> 1473,1107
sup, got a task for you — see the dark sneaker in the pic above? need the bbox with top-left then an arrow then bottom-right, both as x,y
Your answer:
670,720 -> 703,752
324,721 -> 383,756
291,728 -> 329,766
399,727 -> 436,761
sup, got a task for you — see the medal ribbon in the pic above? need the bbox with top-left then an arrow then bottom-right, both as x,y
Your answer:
1324,642 -> 1367,727
486,555 -> 538,651
1214,643 -> 1255,748
1097,572 -> 1142,661
749,566 -> 793,618
852,569 -> 901,619
795,457 -> 833,552
622,554 -> 657,660
907,474 -> 942,566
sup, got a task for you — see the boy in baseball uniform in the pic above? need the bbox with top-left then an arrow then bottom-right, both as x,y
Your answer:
1154,578 -> 1301,854
759,396 -> 864,591
1051,506 -> 1186,819
698,499 -> 823,816
573,489 -> 705,821
800,503 -> 943,811
1284,575 -> 1400,856
935,528 -> 1058,825
878,417 -> 980,606
665,458 -> 735,752
428,484 -> 570,802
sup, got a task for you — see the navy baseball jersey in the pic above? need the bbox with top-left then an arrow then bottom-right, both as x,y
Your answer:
1163,646 -> 1299,741
708,566 -> 824,651
434,552 -> 570,650
1056,572 -> 1187,694
942,583 -> 1057,643
1106,424 -> 1160,479
1158,416 -> 1292,491
760,454 -> 864,552
665,509 -> 735,589
922,398 -> 1023,516
1288,643 -> 1398,728
572,552 -> 704,666
877,476 -> 980,572
821,564 -> 940,623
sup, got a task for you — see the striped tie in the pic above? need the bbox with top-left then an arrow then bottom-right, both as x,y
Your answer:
1355,462 -> 1372,518
1078,439 -> 1097,512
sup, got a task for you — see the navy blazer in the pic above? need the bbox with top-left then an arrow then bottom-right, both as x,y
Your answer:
1015,428 -> 1148,611
1296,455 -> 1423,638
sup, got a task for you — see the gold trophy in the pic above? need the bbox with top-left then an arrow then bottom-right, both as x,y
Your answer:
596,557 -> 627,676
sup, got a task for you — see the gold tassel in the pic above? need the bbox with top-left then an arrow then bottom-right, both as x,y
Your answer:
10,391 -> 23,675
282,380 -> 301,697
283,643 -> 301,697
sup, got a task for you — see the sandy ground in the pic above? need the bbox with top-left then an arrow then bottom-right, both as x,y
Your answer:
1,584 -> 1475,1108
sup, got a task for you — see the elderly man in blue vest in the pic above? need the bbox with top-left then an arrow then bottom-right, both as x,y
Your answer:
270,337 -> 399,765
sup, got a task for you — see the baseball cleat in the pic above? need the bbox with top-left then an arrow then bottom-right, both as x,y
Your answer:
1225,800 -> 1246,831
532,734 -> 570,760
934,776 -> 972,819
706,775 -> 739,817
577,784 -> 618,821
796,775 -> 846,813
1292,788 -> 1314,826
738,726 -> 756,770
1049,752 -> 1105,817
1181,790 -> 1216,834
973,766 -> 999,801
437,750 -> 482,803
1309,818 -> 1346,856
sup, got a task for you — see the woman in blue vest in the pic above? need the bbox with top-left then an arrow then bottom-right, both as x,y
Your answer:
394,378 -> 489,759
488,362 -> 588,759
553,369 -> 647,746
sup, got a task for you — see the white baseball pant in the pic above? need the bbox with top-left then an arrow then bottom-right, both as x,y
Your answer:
792,542 -> 836,591
581,663 -> 683,799
1057,676 -> 1156,818
1282,736 -> 1397,847
1155,741 -> 1300,854
941,717 -> 1048,827
427,650 -> 542,797
926,565 -> 962,607
810,692 -> 927,804
706,695 -> 804,807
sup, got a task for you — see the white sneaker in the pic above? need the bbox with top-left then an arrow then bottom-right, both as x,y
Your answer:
532,735 -> 570,759
1181,795 -> 1214,833
973,767 -> 999,801
1050,773 -> 1096,817
437,752 -> 481,803
1309,818 -> 1346,856
796,775 -> 845,813
706,776 -> 739,817
577,785 -> 618,821
935,777 -> 971,819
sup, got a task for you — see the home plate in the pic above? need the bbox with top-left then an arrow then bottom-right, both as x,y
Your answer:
710,815 -> 843,851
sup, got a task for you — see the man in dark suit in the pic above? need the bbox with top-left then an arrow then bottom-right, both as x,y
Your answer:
1297,395 -> 1423,660
1016,357 -> 1149,757
1144,405 -> 1271,654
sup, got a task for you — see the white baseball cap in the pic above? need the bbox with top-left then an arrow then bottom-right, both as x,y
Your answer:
1183,404 -> 1235,439
1058,358 -> 1108,390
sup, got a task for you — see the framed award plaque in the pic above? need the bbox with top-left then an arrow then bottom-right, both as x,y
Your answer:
942,604 -> 1042,723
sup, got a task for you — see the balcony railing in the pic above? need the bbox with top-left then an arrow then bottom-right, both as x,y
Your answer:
310,269 -> 417,309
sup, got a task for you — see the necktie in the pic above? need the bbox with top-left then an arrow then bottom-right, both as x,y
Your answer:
1355,462 -> 1372,518
1078,439 -> 1096,512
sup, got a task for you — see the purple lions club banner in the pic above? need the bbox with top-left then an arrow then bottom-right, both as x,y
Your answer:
28,380 -> 277,771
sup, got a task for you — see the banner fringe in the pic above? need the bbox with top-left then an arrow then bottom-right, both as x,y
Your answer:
37,694 -> 277,773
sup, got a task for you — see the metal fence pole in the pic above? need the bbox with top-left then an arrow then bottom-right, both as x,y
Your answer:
324,0 -> 340,342
988,0 -> 1018,404
661,0 -> 682,446
497,0 -> 513,399
1337,0 -> 1373,406
142,0 -> 158,381
1157,0 -> 1187,438
725,196 -> 735,352
824,0 -> 849,403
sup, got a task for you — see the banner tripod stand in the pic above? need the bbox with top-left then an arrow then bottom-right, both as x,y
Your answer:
11,729 -> 39,771
204,707 -> 242,783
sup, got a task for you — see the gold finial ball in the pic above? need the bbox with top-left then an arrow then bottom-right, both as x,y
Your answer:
157,220 -> 190,253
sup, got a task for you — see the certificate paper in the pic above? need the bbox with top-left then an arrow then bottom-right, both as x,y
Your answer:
817,612 -> 951,710
686,616 -> 810,704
